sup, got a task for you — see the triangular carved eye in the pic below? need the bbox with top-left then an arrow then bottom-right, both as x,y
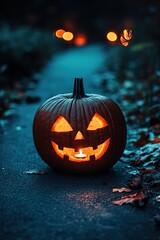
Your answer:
51,116 -> 73,132
87,113 -> 108,130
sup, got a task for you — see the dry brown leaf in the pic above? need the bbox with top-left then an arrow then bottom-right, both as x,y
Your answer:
140,169 -> 155,175
130,157 -> 142,167
112,187 -> 131,193
128,175 -> 143,189
133,131 -> 149,147
156,195 -> 160,202
150,137 -> 160,144
113,191 -> 148,207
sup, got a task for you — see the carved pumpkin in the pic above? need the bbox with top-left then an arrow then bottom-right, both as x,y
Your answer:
33,78 -> 126,173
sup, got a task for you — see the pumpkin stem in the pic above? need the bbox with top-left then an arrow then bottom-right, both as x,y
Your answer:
72,78 -> 87,99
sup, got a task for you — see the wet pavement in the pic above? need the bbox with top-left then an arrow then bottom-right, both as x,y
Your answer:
1,44 -> 160,240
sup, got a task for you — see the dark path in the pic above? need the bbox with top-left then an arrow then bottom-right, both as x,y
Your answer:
1,44 -> 159,240
38,44 -> 107,99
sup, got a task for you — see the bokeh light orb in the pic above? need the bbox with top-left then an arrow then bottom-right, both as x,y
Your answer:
62,31 -> 74,41
74,34 -> 87,46
55,29 -> 65,38
106,32 -> 117,42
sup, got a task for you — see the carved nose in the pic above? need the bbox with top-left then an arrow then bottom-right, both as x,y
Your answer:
74,131 -> 84,140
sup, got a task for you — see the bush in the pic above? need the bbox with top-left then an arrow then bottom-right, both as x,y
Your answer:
0,25 -> 60,88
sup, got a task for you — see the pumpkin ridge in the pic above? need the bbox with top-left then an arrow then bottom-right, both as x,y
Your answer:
48,99 -> 67,127
88,98 -> 99,146
97,98 -> 115,156
100,98 -> 126,162
39,95 -> 63,110
34,100 -> 62,128
82,98 -> 92,142
40,97 -> 64,114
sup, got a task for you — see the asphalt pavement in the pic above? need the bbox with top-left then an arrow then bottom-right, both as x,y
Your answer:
1,44 -> 160,240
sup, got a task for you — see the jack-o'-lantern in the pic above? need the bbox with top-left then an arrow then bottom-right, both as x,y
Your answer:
33,78 -> 126,173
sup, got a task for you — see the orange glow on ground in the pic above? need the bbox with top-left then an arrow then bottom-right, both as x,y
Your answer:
106,32 -> 117,42
55,29 -> 65,38
74,34 -> 87,46
62,31 -> 74,41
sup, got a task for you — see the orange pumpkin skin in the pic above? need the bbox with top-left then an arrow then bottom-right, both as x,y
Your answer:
33,78 -> 126,173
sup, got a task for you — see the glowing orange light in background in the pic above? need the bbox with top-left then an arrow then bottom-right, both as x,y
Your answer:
123,29 -> 132,40
120,36 -> 129,47
106,32 -> 117,42
62,31 -> 74,41
120,29 -> 133,47
74,34 -> 87,46
55,29 -> 65,38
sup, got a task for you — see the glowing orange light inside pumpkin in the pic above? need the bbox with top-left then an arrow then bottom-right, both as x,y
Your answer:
51,115 -> 73,132
87,113 -> 108,130
51,112 -> 110,162
74,131 -> 84,140
75,149 -> 87,158
74,34 -> 87,46
51,138 -> 110,162
106,32 -> 117,42
62,31 -> 74,41
55,29 -> 65,38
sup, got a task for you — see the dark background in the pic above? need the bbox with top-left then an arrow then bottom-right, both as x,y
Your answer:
0,0 -> 160,42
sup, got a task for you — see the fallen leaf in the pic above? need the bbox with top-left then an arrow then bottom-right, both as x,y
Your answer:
149,124 -> 160,132
112,188 -> 131,193
140,169 -> 155,175
23,169 -> 47,175
113,191 -> 148,207
133,131 -> 149,147
130,158 -> 142,167
156,195 -> 160,202
128,175 -> 143,189
150,137 -> 160,144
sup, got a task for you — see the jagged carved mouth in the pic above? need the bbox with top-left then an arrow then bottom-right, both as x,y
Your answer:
51,138 -> 110,162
